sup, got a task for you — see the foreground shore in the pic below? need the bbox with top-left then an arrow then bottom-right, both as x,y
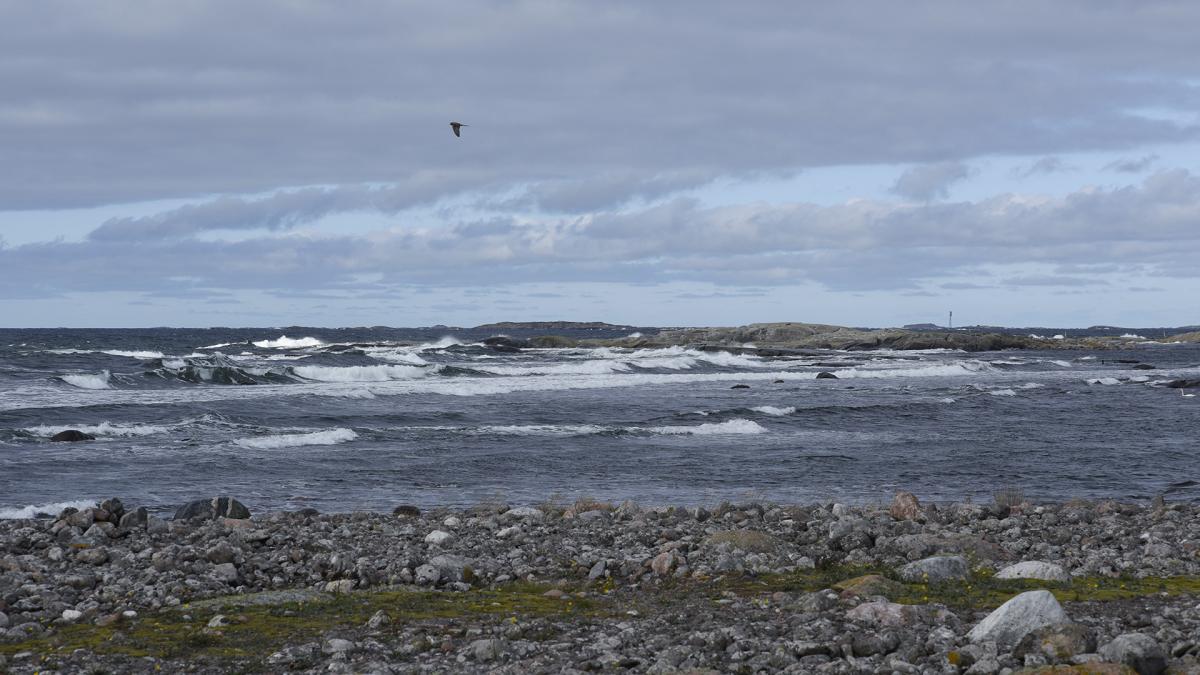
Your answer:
2,495 -> 1200,674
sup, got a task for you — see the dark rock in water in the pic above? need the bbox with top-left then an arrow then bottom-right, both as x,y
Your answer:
393,505 -> 421,518
482,336 -> 529,351
773,379 -> 785,384
816,371 -> 838,379
50,430 -> 95,442
296,507 -> 320,517
1166,379 -> 1200,389
174,497 -> 251,521
730,384 -> 750,389
1132,363 -> 1156,370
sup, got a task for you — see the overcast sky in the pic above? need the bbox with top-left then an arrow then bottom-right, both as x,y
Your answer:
2,1 -> 1199,328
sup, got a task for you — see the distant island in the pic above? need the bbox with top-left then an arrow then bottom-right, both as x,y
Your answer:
480,321 -> 1200,352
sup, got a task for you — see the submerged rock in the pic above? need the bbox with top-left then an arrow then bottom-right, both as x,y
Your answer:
50,430 -> 95,442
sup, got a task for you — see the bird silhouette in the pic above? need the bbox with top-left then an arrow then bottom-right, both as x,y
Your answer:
450,122 -> 468,138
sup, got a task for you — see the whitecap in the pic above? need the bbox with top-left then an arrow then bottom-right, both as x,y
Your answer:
363,347 -> 430,366
234,428 -> 357,449
25,422 -> 172,437
320,389 -> 377,399
0,499 -> 97,520
939,397 -> 956,404
1017,382 -> 1045,389
1086,377 -> 1121,386
989,389 -> 1017,397
646,419 -> 767,435
751,405 -> 796,416
292,364 -> 432,382
474,424 -> 606,436
101,350 -> 165,359
60,371 -> 111,390
1049,360 -> 1072,367
252,335 -> 324,349
832,362 -> 990,379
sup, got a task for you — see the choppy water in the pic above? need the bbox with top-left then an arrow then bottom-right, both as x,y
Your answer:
2,327 -> 1198,517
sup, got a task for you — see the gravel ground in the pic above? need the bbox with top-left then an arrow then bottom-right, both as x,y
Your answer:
3,494 -> 1200,673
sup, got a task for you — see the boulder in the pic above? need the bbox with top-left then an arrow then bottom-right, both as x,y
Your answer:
118,507 -> 149,530
1099,633 -> 1167,675
392,505 -> 421,518
503,507 -> 545,520
174,497 -> 251,521
1013,623 -> 1096,664
424,530 -> 455,546
967,590 -> 1069,648
899,555 -> 969,583
889,491 -> 922,521
50,430 -> 95,442
426,554 -> 474,583
996,561 -> 1070,583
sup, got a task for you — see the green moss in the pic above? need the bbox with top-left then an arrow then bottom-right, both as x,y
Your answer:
0,582 -> 604,666
721,564 -> 1200,612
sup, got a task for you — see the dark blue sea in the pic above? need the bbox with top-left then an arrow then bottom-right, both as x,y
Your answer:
2,327 -> 1198,518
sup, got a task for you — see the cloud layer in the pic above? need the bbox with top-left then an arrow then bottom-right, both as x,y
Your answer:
2,1 -> 1199,210
4,170 -> 1199,300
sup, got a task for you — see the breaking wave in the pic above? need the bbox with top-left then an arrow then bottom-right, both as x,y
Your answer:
292,365 -> 434,382
751,406 -> 796,416
24,422 -> 172,437
253,335 -> 324,349
234,428 -> 358,449
0,499 -> 98,520
60,371 -> 112,390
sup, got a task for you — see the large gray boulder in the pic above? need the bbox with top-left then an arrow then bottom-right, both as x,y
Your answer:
899,555 -> 969,583
1099,633 -> 1167,675
967,590 -> 1069,647
174,497 -> 251,521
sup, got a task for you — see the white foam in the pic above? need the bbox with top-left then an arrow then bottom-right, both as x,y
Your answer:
989,389 -> 1017,397
252,335 -> 324,349
234,428 -> 357,449
1121,333 -> 1146,339
25,422 -> 172,437
474,424 -> 606,436
939,397 -> 957,404
320,388 -> 377,399
1017,382 -> 1045,389
292,364 -> 432,382
1086,377 -> 1121,386
832,362 -> 990,379
61,371 -> 111,390
101,350 -> 164,359
198,341 -> 238,349
646,419 -> 767,435
1049,360 -> 1072,367
477,360 -> 632,376
363,348 -> 430,365
0,499 -> 97,520
1129,375 -> 1151,383
751,405 -> 796,416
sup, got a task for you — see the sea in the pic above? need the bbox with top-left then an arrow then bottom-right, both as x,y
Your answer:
1,326 -> 1198,519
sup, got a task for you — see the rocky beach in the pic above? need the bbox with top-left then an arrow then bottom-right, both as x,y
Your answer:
3,494 -> 1200,674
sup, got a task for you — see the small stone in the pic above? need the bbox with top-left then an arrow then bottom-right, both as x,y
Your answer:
324,579 -> 355,594
1099,633 -> 1167,675
503,506 -> 545,520
424,530 -> 455,546
588,560 -> 607,580
899,555 -> 969,583
322,638 -> 356,654
543,589 -> 566,599
207,614 -> 229,628
60,609 -> 83,623
996,561 -> 1070,583
889,491 -> 922,520
365,610 -> 390,630
212,562 -> 239,584
76,547 -> 110,565
470,638 -> 507,662
443,515 -> 461,528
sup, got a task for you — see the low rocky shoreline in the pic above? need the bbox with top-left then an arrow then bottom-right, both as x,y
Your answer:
3,494 -> 1200,673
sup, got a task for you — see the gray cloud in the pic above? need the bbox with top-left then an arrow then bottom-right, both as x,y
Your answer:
1015,156 -> 1073,178
2,2 -> 1200,210
1104,154 -> 1160,173
3,171 -> 1200,298
890,161 -> 974,201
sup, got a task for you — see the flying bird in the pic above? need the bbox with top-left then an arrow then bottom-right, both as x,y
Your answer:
449,122 -> 468,138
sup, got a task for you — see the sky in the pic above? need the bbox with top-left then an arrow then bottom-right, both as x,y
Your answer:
1,1 -> 1199,328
